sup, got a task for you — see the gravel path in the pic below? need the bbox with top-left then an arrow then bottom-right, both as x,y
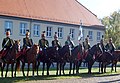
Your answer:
18,74 -> 120,83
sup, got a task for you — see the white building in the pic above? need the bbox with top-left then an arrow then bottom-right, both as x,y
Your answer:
0,0 -> 105,49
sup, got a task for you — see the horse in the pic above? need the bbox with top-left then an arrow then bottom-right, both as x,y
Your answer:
36,47 -> 59,76
69,44 -> 83,75
111,50 -> 120,72
98,50 -> 120,73
83,44 -> 102,74
16,44 -> 39,77
1,40 -> 20,77
56,45 -> 70,75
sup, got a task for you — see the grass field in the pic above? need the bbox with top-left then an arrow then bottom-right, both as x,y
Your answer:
0,66 -> 120,83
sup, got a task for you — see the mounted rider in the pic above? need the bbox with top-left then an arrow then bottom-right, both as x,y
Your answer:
105,37 -> 116,53
99,36 -> 106,53
65,34 -> 75,56
82,36 -> 91,59
38,31 -> 49,56
52,32 -> 61,50
1,30 -> 14,58
83,36 -> 90,52
23,31 -> 33,49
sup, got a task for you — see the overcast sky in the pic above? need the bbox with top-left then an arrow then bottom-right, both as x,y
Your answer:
78,0 -> 120,19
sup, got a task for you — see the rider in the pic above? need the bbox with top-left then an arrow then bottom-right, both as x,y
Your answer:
52,32 -> 61,50
65,34 -> 75,56
105,37 -> 116,53
1,30 -> 14,58
65,34 -> 75,49
99,37 -> 105,53
38,31 -> 49,56
23,31 -> 33,49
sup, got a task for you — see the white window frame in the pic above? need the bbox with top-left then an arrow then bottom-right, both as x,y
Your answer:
46,26 -> 52,37
70,28 -> 75,39
97,32 -> 101,41
88,31 -> 93,40
4,21 -> 13,34
20,22 -> 27,35
58,27 -> 63,38
33,24 -> 40,37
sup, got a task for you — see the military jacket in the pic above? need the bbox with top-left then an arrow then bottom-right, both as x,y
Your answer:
65,40 -> 74,49
38,39 -> 49,49
23,37 -> 33,48
2,37 -> 14,49
83,42 -> 90,50
105,43 -> 115,53
52,40 -> 61,49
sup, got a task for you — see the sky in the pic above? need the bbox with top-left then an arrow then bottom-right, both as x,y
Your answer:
78,0 -> 120,19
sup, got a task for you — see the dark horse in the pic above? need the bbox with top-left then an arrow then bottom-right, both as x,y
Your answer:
16,44 -> 39,77
98,50 -> 120,73
69,44 -> 83,75
37,47 -> 59,76
1,40 -> 20,77
83,44 -> 102,74
111,50 -> 120,72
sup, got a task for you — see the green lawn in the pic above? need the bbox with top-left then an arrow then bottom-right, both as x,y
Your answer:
0,66 -> 120,83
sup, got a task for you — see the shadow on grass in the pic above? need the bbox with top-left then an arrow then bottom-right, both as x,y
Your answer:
0,72 -> 120,83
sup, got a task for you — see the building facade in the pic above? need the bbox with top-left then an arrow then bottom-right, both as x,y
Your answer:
0,0 -> 105,49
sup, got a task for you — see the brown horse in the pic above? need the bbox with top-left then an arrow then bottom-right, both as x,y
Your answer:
1,40 -> 20,77
17,44 -> 39,77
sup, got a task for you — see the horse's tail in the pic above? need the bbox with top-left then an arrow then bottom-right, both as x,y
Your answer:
16,60 -> 20,72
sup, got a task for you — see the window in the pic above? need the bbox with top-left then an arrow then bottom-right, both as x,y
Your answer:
46,26 -> 52,37
33,24 -> 40,37
97,32 -> 101,41
20,23 -> 27,35
88,31 -> 93,40
58,27 -> 63,38
70,29 -> 75,39
4,21 -> 13,34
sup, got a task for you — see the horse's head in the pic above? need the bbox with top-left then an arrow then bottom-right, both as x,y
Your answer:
32,44 -> 39,54
47,47 -> 59,58
72,44 -> 83,56
13,39 -> 21,52
91,44 -> 102,59
58,45 -> 70,58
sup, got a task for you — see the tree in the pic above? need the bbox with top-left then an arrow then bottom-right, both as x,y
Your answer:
101,10 -> 120,49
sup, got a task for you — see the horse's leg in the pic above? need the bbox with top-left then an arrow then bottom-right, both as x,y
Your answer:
5,63 -> 9,77
69,62 -> 72,75
37,61 -> 40,76
22,62 -> 25,77
73,62 -> 75,74
115,62 -> 117,72
42,62 -> 45,76
62,62 -> 66,75
59,62 -> 62,75
27,63 -> 30,77
76,60 -> 81,74
1,63 -> 5,77
32,62 -> 35,77
101,62 -> 103,73
99,62 -> 101,73
11,63 -> 14,77
56,62 -> 59,75
47,62 -> 51,76
14,60 -> 20,77
104,64 -> 107,73
111,63 -> 114,72
88,60 -> 94,74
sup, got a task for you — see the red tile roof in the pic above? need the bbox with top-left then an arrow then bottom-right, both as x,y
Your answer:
0,0 -> 103,26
